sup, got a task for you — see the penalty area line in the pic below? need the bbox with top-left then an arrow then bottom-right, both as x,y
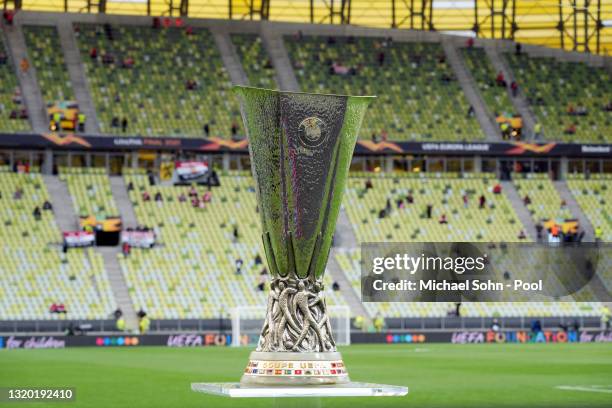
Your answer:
555,385 -> 612,394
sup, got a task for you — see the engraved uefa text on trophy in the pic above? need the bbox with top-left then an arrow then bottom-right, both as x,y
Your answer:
233,86 -> 374,386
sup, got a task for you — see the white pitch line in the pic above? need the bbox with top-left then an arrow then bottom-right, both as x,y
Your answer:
556,385 -> 612,394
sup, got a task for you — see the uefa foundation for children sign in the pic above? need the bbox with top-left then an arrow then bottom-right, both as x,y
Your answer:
361,242 -> 611,302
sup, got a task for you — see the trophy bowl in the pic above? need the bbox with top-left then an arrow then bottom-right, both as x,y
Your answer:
233,86 -> 374,386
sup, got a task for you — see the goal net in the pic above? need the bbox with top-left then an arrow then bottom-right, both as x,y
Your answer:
230,305 -> 351,347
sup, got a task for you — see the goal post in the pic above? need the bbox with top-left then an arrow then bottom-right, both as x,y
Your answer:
231,305 -> 351,347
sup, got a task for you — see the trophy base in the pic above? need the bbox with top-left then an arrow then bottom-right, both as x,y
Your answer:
240,351 -> 350,385
191,382 -> 409,398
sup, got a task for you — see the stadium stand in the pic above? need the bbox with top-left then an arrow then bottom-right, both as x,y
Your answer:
461,47 -> 516,118
74,24 -> 241,138
23,25 -> 75,105
0,32 -> 30,132
118,170 -> 347,319
344,172 -> 526,242
505,52 -> 611,143
59,167 -> 119,219
285,35 -> 484,141
231,34 -> 277,89
567,173 -> 612,242
0,168 -> 116,319
512,173 -> 573,223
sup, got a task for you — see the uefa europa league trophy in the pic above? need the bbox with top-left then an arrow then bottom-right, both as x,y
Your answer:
233,86 -> 373,386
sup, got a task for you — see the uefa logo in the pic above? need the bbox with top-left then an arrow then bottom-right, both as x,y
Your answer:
298,117 -> 327,148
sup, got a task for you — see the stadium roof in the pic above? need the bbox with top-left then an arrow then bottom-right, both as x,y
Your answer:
15,0 -> 612,54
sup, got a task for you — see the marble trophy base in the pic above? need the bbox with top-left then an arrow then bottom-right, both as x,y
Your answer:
191,382 -> 409,398
240,351 -> 350,385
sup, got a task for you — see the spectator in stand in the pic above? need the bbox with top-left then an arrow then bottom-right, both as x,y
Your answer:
102,53 -> 114,64
406,192 -> 414,204
89,47 -> 98,59
377,50 -> 385,66
122,56 -> 135,69
202,191 -> 212,203
231,122 -> 239,139
203,123 -> 210,137
32,206 -> 42,221
381,130 -> 388,141
254,253 -> 263,265
518,230 -> 527,240
462,194 -> 469,208
189,186 -> 198,197
113,307 -> 123,319
127,181 -> 134,191
364,178 -> 373,190
564,123 -> 576,135
154,192 -> 163,202
467,105 -> 475,118
142,191 -> 151,201
479,194 -> 486,209
20,58 -> 29,74
523,194 -> 531,205
121,117 -> 128,132
3,9 -> 14,26
178,193 -> 186,202
49,303 -> 58,314
515,42 -> 522,55
122,241 -> 131,257
233,225 -> 239,242
535,222 -> 544,240
235,257 -> 243,275
510,81 -> 519,97
495,71 -> 506,87
332,281 -> 340,291
426,204 -> 433,219
466,37 -> 474,48
257,268 -> 267,291
438,214 -> 448,224
186,79 -> 197,90
493,183 -> 502,194
13,188 -> 23,200
42,200 -> 53,211
0,52 -> 6,65
191,197 -> 199,208
56,303 -> 67,314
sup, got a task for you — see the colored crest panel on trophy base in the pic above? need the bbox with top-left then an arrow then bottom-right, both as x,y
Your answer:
191,86 -> 407,399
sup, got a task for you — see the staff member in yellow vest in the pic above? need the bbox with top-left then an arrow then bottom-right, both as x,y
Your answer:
594,225 -> 603,244
52,112 -> 61,131
78,112 -> 86,132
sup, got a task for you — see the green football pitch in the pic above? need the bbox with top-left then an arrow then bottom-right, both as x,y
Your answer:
1,343 -> 611,407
